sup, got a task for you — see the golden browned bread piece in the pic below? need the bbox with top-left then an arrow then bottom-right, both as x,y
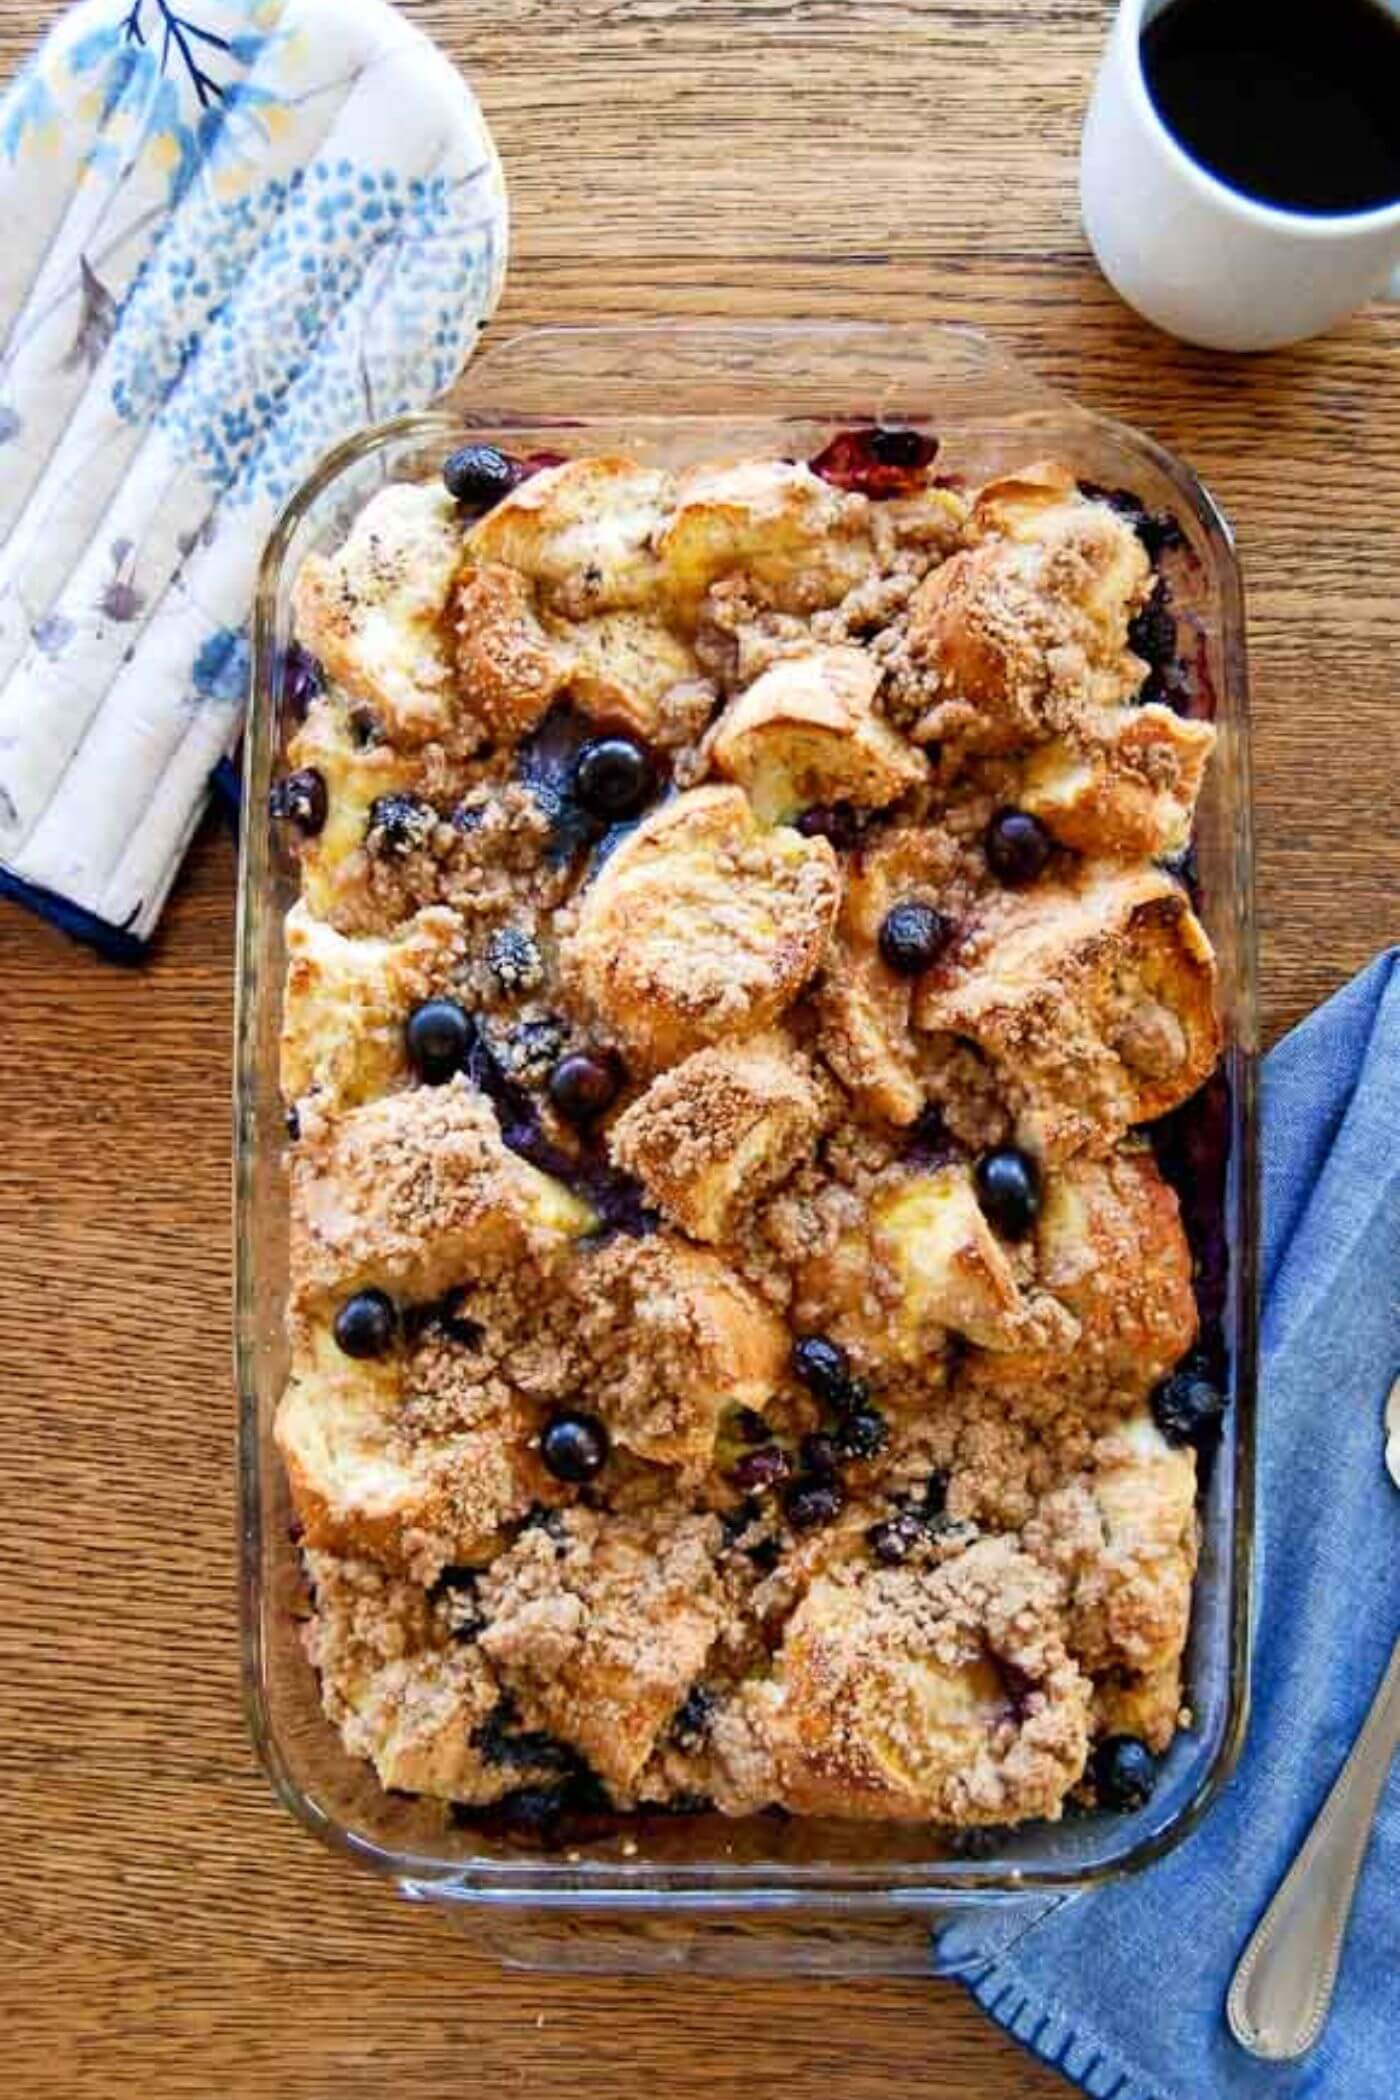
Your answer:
1023,1412 -> 1198,1682
290,1080 -> 595,1305
479,1506 -> 727,1788
562,784 -> 841,1069
277,1323 -> 556,1579
564,1234 -> 788,1471
906,464 -> 1151,757
560,611 -> 701,741
281,691 -> 434,925
1018,705 -> 1216,859
797,1163 -> 1080,1372
1092,1661 -> 1186,1757
709,646 -> 926,823
280,899 -> 465,1116
450,561 -> 573,739
608,1031 -> 831,1241
813,822 -> 973,1126
914,865 -> 1220,1160
657,457 -> 875,617
292,483 -> 465,743
465,456 -> 672,617
961,1148 -> 1198,1417
752,1539 -> 1092,1823
303,1551 -> 566,1801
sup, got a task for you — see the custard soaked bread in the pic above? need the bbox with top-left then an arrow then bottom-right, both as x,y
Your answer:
273,431 -> 1224,1830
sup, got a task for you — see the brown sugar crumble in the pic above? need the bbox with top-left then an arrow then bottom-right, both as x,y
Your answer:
276,441 -> 1223,1830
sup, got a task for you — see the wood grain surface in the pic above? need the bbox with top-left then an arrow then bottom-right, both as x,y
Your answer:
1,3 -> 1396,2096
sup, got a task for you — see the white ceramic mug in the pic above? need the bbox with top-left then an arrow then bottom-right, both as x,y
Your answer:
1081,0 -> 1400,351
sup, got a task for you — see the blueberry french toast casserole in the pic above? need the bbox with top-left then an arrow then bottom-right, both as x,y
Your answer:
271,425 -> 1227,1836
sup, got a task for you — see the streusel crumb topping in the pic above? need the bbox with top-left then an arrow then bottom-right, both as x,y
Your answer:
277,438 -> 1222,1831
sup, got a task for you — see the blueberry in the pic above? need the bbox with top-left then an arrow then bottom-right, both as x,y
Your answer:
867,1511 -> 924,1565
796,802 -> 860,851
671,1684 -> 717,1752
282,642 -> 324,720
367,792 -> 437,858
792,1335 -> 855,1408
984,807 -> 1051,887
974,1146 -> 1042,1239
548,1050 -> 621,1125
487,925 -> 543,993
730,1444 -> 793,1494
1091,1734 -> 1158,1811
1128,586 -> 1177,674
268,767 -> 327,837
809,426 -> 939,498
833,1408 -> 889,1461
406,998 -> 475,1085
443,443 -> 521,512
784,1477 -> 844,1530
733,1407 -> 770,1445
800,1431 -> 840,1478
333,1289 -> 397,1360
540,1409 -> 610,1484
879,900 -> 954,976
921,1469 -> 950,1518
1151,1368 -> 1226,1447
573,737 -> 654,820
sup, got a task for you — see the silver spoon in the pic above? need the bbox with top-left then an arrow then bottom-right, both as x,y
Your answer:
1226,1374 -> 1400,2060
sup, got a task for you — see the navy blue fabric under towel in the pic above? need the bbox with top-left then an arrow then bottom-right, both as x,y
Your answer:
933,951 -> 1400,2100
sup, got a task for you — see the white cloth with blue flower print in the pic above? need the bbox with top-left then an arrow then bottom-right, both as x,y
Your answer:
0,0 -> 508,949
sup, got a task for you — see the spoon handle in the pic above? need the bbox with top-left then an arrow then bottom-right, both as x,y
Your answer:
1228,1633 -> 1400,2061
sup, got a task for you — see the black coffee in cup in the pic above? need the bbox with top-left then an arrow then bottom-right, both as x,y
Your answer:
1141,0 -> 1400,217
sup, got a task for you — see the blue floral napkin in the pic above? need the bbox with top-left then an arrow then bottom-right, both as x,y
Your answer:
0,0 -> 507,957
933,951 -> 1400,2099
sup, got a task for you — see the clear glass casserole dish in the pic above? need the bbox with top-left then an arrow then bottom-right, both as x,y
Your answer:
236,324 -> 1258,1969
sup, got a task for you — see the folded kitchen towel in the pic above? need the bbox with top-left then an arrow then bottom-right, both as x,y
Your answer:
933,950 -> 1400,2100
0,0 -> 507,957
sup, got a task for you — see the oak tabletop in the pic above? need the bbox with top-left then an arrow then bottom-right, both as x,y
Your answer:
2,3 -> 1396,2096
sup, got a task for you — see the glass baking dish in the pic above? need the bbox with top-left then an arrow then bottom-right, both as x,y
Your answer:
235,324 -> 1258,1969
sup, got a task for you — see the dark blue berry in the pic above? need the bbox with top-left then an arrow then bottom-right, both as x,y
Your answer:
867,1512 -> 924,1565
974,1147 -> 1042,1239
1091,1735 -> 1158,1810
809,425 -> 938,498
985,807 -> 1051,886
671,1685 -> 718,1752
796,802 -> 860,850
333,1289 -> 397,1360
733,1408 -> 770,1445
269,767 -> 326,837
406,998 -> 475,1085
730,1444 -> 793,1494
784,1477 -> 844,1530
792,1334 -> 855,1408
800,1431 -> 840,1477
443,443 -> 521,511
573,737 -> 654,820
1151,1368 -> 1226,1447
879,900 -> 954,976
367,792 -> 436,858
548,1050 -> 621,1125
1128,586 -> 1177,674
834,1408 -> 889,1461
282,643 -> 324,720
540,1410 -> 610,1483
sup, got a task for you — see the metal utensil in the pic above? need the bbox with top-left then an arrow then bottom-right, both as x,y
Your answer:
1227,1375 -> 1400,2061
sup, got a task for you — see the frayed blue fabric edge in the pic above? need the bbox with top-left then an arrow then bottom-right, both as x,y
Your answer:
0,864 -> 146,964
932,1945 -> 1164,2100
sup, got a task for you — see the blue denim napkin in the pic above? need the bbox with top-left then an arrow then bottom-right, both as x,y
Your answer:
933,950 -> 1400,2100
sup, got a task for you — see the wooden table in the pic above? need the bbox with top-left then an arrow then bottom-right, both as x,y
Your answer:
2,3 -> 1396,2094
